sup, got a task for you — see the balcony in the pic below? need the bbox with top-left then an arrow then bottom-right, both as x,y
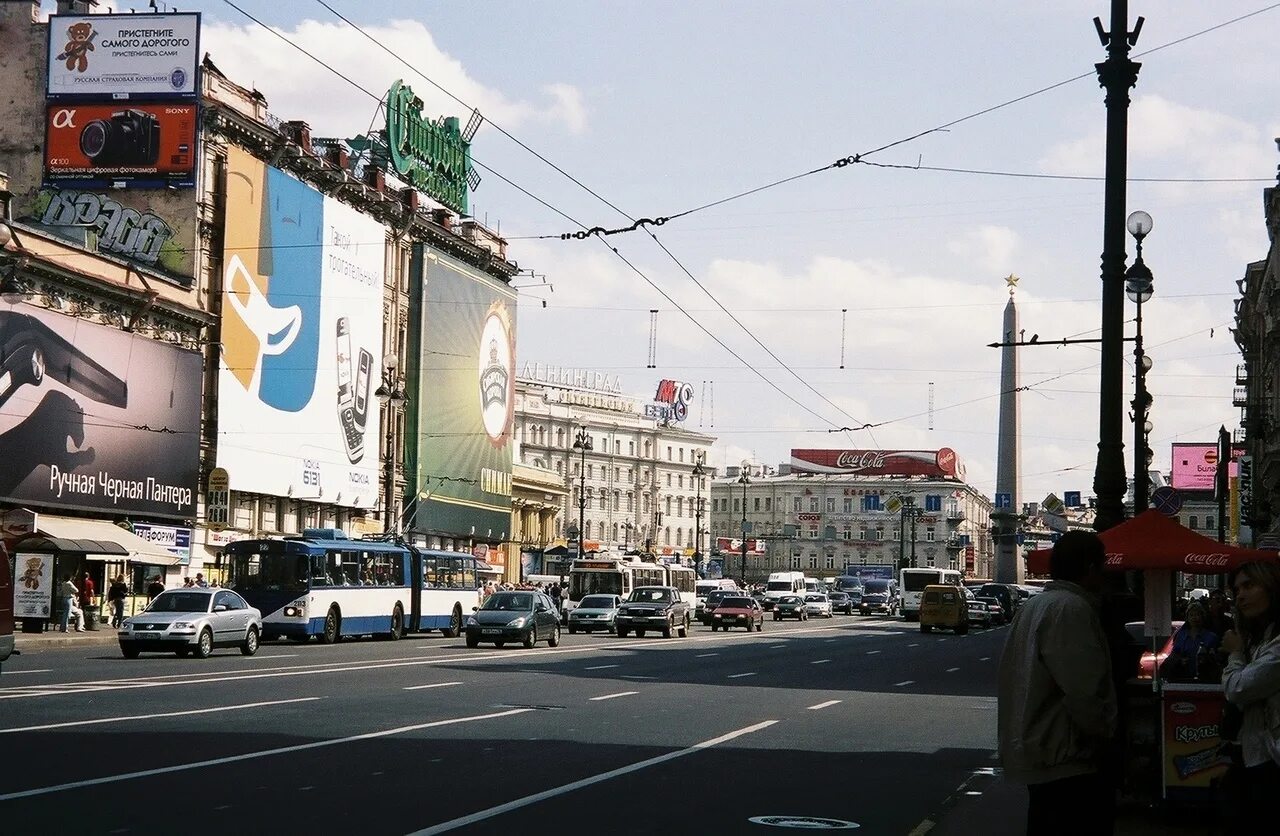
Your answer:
946,507 -> 966,522
1233,386 -> 1249,408
945,538 -> 964,550
1234,427 -> 1248,445
1237,364 -> 1249,385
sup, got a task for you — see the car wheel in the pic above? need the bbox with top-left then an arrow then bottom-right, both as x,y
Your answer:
121,646 -> 140,659
240,627 -> 259,656
321,607 -> 341,644
678,617 -> 689,639
756,620 -> 763,632
195,628 -> 214,659
387,605 -> 404,641
523,628 -> 536,649
441,605 -> 462,638
548,624 -> 561,647
662,619 -> 673,639
466,633 -> 479,648
636,629 -> 646,638
617,628 -> 629,638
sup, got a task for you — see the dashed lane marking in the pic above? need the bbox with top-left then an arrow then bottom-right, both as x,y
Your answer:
866,650 -> 881,655
894,680 -> 914,687
908,643 -> 920,648
0,697 -> 321,735
979,657 -> 991,661
811,659 -> 832,665
589,691 -> 638,702
727,672 -> 757,679
807,700 -> 841,711
696,653 -> 719,658
584,664 -> 620,670
403,682 -> 463,691
947,667 -> 960,673
1,669 -> 53,675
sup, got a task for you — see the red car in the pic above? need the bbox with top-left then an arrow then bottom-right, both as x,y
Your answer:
711,595 -> 764,632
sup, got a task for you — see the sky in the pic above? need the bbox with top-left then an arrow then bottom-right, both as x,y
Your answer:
47,1 -> 1280,503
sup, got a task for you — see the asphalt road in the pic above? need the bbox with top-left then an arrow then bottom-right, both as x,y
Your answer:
1,614 -> 1008,835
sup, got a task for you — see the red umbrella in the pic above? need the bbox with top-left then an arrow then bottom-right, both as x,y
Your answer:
1026,509 -> 1277,574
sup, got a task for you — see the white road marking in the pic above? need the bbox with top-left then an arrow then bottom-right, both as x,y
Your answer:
584,664 -> 620,670
811,659 -> 832,665
824,638 -> 838,643
908,643 -> 920,648
408,720 -> 779,835
770,645 -> 787,649
620,675 -> 656,680
403,682 -> 463,691
695,653 -> 719,658
0,697 -> 321,735
895,680 -> 915,687
727,672 -> 757,679
866,650 -> 881,655
980,657 -> 991,661
807,700 -> 841,710
947,667 -> 960,673
0,669 -> 53,675
937,638 -> 949,642
242,654 -> 299,661
0,708 -> 534,802
589,691 -> 638,702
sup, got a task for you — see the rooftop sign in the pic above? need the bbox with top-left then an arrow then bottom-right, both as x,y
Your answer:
385,80 -> 471,215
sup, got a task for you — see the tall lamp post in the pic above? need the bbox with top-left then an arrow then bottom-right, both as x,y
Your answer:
692,452 -> 706,575
374,354 -> 407,533
572,428 -> 593,561
738,467 -> 751,586
1126,210 -> 1155,514
897,497 -> 922,570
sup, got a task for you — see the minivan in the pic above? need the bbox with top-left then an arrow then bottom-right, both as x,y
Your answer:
859,578 -> 900,616
919,584 -> 968,634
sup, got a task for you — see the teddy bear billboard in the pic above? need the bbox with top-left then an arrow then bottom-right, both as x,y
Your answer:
45,13 -> 200,99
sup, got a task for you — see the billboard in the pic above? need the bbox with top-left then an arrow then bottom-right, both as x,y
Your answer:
1170,443 -> 1244,491
790,448 -> 965,480
46,13 -> 200,99
0,303 -> 201,518
408,245 -> 515,540
44,101 -> 198,188
216,147 -> 385,509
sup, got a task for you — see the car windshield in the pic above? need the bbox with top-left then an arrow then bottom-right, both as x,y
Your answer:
721,597 -> 754,608
481,593 -> 533,611
707,590 -> 732,604
779,595 -> 802,604
147,592 -> 211,613
628,588 -> 674,603
806,594 -> 826,602
579,596 -> 617,609
766,581 -> 795,591
863,580 -> 889,594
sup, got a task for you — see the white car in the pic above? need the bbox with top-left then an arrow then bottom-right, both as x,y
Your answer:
803,593 -> 834,618
119,589 -> 262,658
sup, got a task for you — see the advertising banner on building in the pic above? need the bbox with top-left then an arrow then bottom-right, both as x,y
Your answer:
408,245 -> 515,540
715,537 -> 766,555
0,303 -> 200,518
216,147 -> 385,509
14,553 -> 54,619
44,101 -> 198,188
130,522 -> 193,566
46,13 -> 200,99
790,448 -> 965,480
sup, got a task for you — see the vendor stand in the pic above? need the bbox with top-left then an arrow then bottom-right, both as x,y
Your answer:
1028,510 -> 1277,805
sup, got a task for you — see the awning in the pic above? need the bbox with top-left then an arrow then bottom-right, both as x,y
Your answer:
15,514 -> 182,565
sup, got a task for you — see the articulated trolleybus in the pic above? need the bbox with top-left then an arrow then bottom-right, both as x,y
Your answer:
569,554 -> 697,606
226,529 -> 482,643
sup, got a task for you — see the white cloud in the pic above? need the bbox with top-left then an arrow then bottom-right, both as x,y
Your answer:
201,18 -> 587,139
947,225 -> 1020,275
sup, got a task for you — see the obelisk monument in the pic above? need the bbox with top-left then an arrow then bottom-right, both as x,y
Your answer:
993,274 -> 1024,583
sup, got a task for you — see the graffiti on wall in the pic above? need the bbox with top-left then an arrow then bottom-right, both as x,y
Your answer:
29,189 -> 188,272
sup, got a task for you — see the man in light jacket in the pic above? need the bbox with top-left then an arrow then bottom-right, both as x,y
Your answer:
998,530 -> 1117,834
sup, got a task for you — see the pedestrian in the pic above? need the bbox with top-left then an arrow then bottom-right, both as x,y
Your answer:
182,576 -> 194,588
195,572 -> 208,588
79,571 -> 95,612
1164,601 -> 1220,682
57,573 -> 79,632
147,575 -> 165,602
107,574 -> 128,628
1220,560 -> 1280,805
998,530 -> 1117,835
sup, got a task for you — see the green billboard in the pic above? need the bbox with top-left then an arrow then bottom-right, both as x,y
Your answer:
406,244 -> 515,542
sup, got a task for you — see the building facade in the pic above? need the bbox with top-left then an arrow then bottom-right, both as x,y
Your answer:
709,449 -> 994,583
513,367 -> 717,569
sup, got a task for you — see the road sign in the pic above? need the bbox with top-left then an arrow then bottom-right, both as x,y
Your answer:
885,496 -> 903,514
1064,491 -> 1082,508
995,492 -> 1012,509
206,467 -> 230,532
1042,493 -> 1066,515
1150,485 -> 1183,516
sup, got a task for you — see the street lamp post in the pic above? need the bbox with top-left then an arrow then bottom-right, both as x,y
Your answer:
693,452 -> 706,575
374,354 -> 407,532
1126,210 -> 1155,514
897,497 -> 922,570
572,428 -> 593,562
738,468 -> 751,586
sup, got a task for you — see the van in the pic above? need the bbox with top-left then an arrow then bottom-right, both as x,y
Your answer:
762,571 -> 806,610
919,584 -> 968,634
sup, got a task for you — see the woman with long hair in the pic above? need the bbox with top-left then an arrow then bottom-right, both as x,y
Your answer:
1222,560 -> 1280,801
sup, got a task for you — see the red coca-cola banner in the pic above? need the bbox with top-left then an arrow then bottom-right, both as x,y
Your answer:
790,448 -> 963,479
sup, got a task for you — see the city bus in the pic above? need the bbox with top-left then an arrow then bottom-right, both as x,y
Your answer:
226,530 -> 480,643
568,555 -> 668,603
663,561 -> 698,607
900,567 -> 963,621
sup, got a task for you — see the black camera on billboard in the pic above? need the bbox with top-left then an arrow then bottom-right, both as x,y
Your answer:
78,109 -> 160,167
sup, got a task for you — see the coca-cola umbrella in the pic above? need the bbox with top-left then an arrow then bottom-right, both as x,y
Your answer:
1026,509 -> 1277,574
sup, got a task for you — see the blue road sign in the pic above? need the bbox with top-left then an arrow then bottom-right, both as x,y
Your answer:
995,492 -> 1012,509
1150,486 -> 1182,516
1064,491 -> 1081,508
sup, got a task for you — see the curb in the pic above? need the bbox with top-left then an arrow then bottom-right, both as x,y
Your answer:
14,632 -> 121,649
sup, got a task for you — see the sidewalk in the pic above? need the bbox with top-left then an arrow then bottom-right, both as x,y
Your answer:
13,625 -> 121,649
921,770 -> 1220,836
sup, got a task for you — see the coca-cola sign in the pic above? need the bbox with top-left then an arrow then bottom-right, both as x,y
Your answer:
1184,553 -> 1230,569
791,448 -> 964,479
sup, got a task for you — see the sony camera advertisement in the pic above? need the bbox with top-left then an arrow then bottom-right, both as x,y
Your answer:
46,12 -> 200,99
44,102 -> 198,188
0,302 -> 201,519
216,147 -> 385,509
407,244 -> 516,540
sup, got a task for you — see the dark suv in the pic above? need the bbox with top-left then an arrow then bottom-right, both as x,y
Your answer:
977,583 -> 1019,620
615,586 -> 692,638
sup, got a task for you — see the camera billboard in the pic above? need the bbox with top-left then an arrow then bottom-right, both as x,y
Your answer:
215,147 -> 385,509
406,245 -> 516,541
44,102 -> 198,188
0,302 -> 201,519
46,13 -> 200,99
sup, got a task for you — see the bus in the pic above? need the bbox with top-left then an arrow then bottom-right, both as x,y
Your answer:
569,555 -> 694,605
900,567 -> 963,621
226,529 -> 480,643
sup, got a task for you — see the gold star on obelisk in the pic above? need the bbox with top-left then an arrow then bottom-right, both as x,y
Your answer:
1005,273 -> 1020,297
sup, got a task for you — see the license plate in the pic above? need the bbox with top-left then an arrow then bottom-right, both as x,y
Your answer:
481,628 -> 500,634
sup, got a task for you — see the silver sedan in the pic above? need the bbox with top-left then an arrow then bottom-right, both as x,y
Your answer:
803,593 -> 834,618
119,589 -> 263,658
567,594 -> 622,634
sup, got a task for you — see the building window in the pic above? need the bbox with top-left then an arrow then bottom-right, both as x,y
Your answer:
734,498 -> 741,513
1205,515 -> 1216,530
826,497 -> 835,513
842,524 -> 852,540
667,446 -> 672,461
678,474 -> 684,489
862,495 -> 882,511
643,493 -> 651,513
556,428 -> 565,447
587,464 -> 594,480
843,497 -> 853,513
875,527 -> 884,540
810,498 -> 819,512
627,492 -> 634,512
859,527 -> 868,540
1189,516 -> 1199,530
644,441 -> 651,457
808,556 -> 818,569
629,441 -> 635,455
793,497 -> 802,512
615,467 -> 622,481
600,493 -> 609,511
925,495 -> 942,512
556,461 -> 563,474
809,525 -> 819,539
615,440 -> 621,454
754,498 -> 761,511
665,496 -> 673,516
666,473 -> 672,487
679,448 -> 685,462
664,527 -> 671,545
676,528 -> 683,546
677,497 -> 684,516
765,498 -> 772,511
791,556 -> 802,569
613,491 -> 621,512
825,556 -> 835,570
925,527 -> 936,542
